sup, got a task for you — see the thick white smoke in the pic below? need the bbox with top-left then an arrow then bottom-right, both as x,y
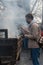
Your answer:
0,0 -> 42,38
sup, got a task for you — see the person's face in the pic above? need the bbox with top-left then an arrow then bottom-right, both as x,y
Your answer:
26,17 -> 32,24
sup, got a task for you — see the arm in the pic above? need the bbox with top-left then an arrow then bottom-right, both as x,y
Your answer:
24,34 -> 34,39
24,24 -> 41,40
20,26 -> 30,34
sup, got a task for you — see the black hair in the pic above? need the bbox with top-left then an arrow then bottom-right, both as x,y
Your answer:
25,13 -> 34,20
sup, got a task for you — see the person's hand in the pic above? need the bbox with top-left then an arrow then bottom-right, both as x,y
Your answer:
20,26 -> 30,34
24,34 -> 33,39
24,34 -> 28,37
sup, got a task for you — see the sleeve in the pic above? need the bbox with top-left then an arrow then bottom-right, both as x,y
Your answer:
31,24 -> 41,40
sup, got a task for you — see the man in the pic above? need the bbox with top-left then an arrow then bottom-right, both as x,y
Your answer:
21,13 -> 41,65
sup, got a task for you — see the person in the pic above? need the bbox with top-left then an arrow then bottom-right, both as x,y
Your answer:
21,13 -> 41,65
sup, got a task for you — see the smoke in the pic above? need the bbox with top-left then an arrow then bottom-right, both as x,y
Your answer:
0,0 -> 42,38
0,0 -> 26,38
